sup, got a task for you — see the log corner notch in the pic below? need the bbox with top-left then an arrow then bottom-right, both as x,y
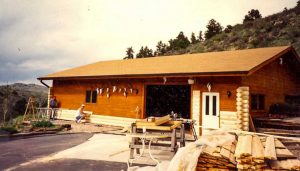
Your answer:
236,87 -> 250,131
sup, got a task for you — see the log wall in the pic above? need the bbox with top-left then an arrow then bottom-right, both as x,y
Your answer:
53,79 -> 144,118
52,77 -> 241,120
242,57 -> 299,117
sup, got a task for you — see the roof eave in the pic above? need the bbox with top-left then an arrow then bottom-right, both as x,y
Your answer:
247,46 -> 295,76
37,71 -> 248,80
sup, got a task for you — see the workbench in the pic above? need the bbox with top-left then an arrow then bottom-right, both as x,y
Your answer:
129,120 -> 185,160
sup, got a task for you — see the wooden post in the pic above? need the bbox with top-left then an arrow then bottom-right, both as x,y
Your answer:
129,123 -> 135,159
171,128 -> 177,152
180,123 -> 185,147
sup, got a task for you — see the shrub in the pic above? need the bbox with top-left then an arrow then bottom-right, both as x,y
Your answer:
32,120 -> 54,128
0,126 -> 19,134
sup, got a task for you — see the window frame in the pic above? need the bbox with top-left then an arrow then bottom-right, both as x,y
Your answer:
251,94 -> 265,111
85,90 -> 97,104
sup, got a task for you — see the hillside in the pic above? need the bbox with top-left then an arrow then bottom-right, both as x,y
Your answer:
164,4 -> 300,56
0,83 -> 48,123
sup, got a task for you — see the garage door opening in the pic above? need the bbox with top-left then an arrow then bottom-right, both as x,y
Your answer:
145,85 -> 191,119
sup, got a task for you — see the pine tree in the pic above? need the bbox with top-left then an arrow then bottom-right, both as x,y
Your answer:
155,41 -> 168,56
123,47 -> 134,59
136,46 -> 154,58
198,31 -> 204,42
224,25 -> 233,33
204,19 -> 223,39
190,32 -> 198,44
243,9 -> 262,23
168,31 -> 190,50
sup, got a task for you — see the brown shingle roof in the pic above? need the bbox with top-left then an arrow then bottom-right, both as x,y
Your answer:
38,46 -> 295,80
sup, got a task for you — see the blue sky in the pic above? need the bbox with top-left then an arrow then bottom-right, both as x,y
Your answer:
0,0 -> 298,85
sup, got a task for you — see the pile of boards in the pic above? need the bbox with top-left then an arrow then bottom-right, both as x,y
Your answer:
235,134 -> 300,170
197,136 -> 237,170
197,134 -> 300,171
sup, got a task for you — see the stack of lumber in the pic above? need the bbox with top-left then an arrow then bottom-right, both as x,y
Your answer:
136,115 -> 170,127
234,134 -> 300,170
236,87 -> 250,131
260,136 -> 300,170
197,138 -> 237,170
234,135 -> 267,170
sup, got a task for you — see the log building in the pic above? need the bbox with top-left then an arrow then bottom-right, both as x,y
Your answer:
38,46 -> 300,134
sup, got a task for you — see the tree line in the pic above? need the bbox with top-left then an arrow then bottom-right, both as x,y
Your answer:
123,9 -> 263,59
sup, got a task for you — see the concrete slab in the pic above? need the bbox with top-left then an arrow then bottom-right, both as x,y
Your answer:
53,134 -> 175,165
12,133 -> 175,169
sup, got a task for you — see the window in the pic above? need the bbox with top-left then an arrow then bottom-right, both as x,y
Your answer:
251,94 -> 265,111
86,90 -> 97,103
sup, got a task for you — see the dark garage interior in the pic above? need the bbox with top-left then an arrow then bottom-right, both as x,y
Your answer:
145,85 -> 191,119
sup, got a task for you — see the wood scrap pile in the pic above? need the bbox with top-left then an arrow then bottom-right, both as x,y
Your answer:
197,138 -> 237,170
234,134 -> 300,170
234,135 -> 267,170
197,133 -> 300,171
261,136 -> 300,170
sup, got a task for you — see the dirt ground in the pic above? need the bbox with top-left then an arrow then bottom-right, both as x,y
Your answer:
52,120 -> 125,134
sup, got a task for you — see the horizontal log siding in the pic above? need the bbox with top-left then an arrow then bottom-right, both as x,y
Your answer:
242,57 -> 299,117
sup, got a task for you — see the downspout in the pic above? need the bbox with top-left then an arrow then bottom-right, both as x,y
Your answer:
40,80 -> 50,88
39,79 -> 51,108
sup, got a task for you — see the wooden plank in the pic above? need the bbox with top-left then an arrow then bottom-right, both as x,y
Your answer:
270,159 -> 300,170
264,136 -> 277,160
274,139 -> 286,149
136,115 -> 170,126
252,135 -> 264,159
234,135 -> 244,157
235,135 -> 252,157
276,148 -> 295,159
249,114 -> 256,132
220,148 -> 231,160
136,120 -> 182,131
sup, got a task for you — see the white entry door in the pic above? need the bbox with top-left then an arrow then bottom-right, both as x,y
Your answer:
202,92 -> 220,131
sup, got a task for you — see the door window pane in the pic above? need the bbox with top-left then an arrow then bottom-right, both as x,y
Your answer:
212,96 -> 217,116
205,95 -> 209,115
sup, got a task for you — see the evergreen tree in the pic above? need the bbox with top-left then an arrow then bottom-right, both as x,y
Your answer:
243,9 -> 262,23
190,32 -> 198,44
168,31 -> 190,50
123,47 -> 134,59
155,41 -> 168,56
176,31 -> 190,49
204,19 -> 223,39
224,25 -> 233,33
136,46 -> 154,58
198,31 -> 204,42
